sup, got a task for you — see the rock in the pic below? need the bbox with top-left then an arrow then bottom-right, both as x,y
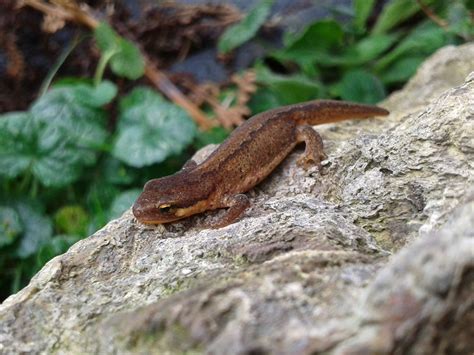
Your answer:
384,42 -> 474,113
333,194 -> 474,355
0,44 -> 473,354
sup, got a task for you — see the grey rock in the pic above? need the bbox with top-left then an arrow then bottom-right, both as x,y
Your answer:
0,44 -> 473,354
384,42 -> 474,113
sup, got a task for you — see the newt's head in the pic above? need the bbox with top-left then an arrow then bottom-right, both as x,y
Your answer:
132,172 -> 212,224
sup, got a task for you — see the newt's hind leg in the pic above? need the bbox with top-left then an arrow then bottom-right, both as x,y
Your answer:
296,125 -> 327,169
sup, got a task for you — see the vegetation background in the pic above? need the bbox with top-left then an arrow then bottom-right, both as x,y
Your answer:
0,0 -> 472,301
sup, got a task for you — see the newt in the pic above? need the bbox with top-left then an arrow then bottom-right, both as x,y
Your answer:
133,100 -> 389,228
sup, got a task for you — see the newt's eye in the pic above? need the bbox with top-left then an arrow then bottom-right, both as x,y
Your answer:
159,204 -> 173,213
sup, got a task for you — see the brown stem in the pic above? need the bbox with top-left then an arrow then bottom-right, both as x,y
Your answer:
144,65 -> 213,129
22,0 -> 213,130
416,0 -> 448,29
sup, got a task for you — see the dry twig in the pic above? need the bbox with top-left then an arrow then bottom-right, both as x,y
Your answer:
416,0 -> 449,29
181,70 -> 256,129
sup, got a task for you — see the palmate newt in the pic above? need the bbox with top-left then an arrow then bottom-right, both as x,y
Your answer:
133,100 -> 389,228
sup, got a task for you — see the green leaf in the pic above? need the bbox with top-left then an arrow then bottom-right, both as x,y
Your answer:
375,22 -> 447,71
71,80 -> 117,107
94,22 -> 145,80
33,124 -> 91,186
54,205 -> 89,236
108,189 -> 142,220
255,65 -> 324,105
110,39 -> 145,80
113,87 -> 197,167
372,0 -> 435,34
380,56 -> 425,84
218,0 -> 274,53
14,201 -> 53,259
0,113 -> 89,186
0,206 -> 23,248
274,20 -> 344,68
283,19 -> 344,50
0,81 -> 114,187
339,33 -> 399,65
248,87 -> 282,113
52,77 -> 93,87
31,83 -> 110,149
339,70 -> 386,104
0,112 -> 35,179
94,22 -> 119,53
353,0 -> 376,31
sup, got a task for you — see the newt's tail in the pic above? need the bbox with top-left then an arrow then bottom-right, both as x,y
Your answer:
277,99 -> 389,125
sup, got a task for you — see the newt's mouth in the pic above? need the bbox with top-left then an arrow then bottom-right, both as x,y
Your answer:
132,204 -> 184,225
134,216 -> 185,225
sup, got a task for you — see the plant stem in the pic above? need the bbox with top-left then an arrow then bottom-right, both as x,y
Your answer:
30,177 -> 38,199
39,35 -> 82,96
416,0 -> 448,29
94,49 -> 117,86
19,166 -> 33,193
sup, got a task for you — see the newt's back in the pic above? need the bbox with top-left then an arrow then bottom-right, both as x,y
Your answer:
195,111 -> 298,196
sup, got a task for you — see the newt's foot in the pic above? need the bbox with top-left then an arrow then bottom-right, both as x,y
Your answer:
296,125 -> 327,170
296,151 -> 327,169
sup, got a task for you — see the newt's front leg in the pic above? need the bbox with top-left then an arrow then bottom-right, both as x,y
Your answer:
296,125 -> 328,169
207,194 -> 250,228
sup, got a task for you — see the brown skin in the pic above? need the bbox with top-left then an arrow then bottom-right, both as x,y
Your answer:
133,100 -> 389,228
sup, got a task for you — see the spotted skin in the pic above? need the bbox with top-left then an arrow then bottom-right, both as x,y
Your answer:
133,100 -> 389,227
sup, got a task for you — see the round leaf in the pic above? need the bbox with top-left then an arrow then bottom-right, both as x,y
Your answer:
32,85 -> 108,149
94,22 -> 145,80
0,82 -> 113,187
113,88 -> 197,167
0,112 -> 96,187
94,22 -> 119,53
11,83 -> 114,187
110,39 -> 145,80
74,80 -> 118,107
